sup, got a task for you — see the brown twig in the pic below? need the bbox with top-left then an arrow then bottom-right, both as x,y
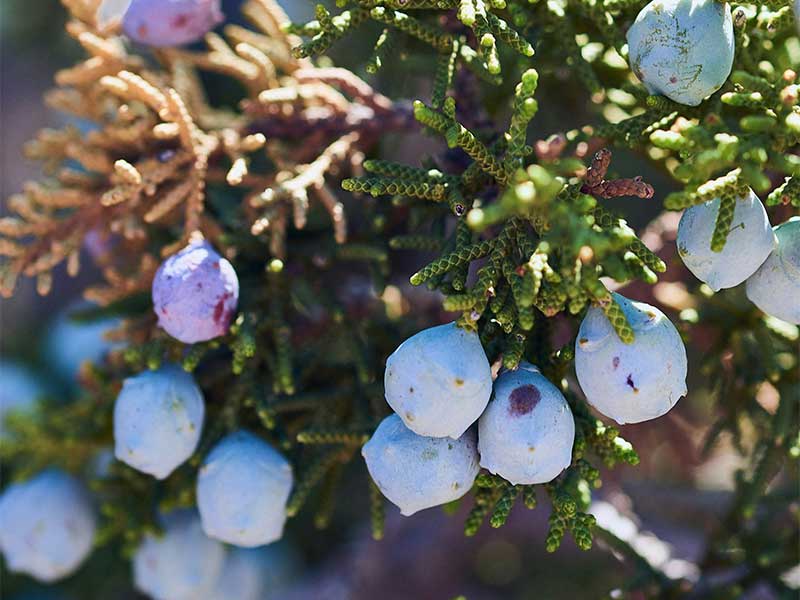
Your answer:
581,148 -> 655,199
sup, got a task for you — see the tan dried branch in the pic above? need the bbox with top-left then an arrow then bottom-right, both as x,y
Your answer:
224,24 -> 298,73
60,0 -> 102,30
240,0 -> 305,70
294,68 -> 394,113
250,131 -> 360,253
221,130 -> 267,186
84,253 -> 160,306
3,0 -> 405,300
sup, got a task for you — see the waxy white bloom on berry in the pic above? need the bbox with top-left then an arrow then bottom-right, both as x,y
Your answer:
746,217 -> 800,324
113,365 -> 205,479
132,510 -> 224,600
152,239 -> 239,344
677,189 -> 775,291
123,0 -> 224,47
627,0 -> 734,106
0,470 -> 96,582
197,430 -> 293,547
362,414 -> 480,516
478,363 -> 575,485
384,322 -> 492,439
575,293 -> 688,424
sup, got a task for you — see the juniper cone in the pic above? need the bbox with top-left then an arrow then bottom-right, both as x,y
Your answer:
196,430 -> 293,547
0,362 -> 41,439
0,470 -> 96,582
575,293 -> 688,425
362,414 -> 480,516
677,188 -> 776,291
132,510 -> 225,600
627,0 -> 734,106
746,217 -> 800,324
206,547 -> 287,600
46,301 -> 121,379
478,363 -> 575,485
123,0 -> 224,47
383,322 -> 493,439
151,239 -> 240,344
113,365 -> 205,479
1,0 -> 798,597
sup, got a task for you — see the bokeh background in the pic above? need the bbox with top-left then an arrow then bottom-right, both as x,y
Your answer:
1,2 -> 795,599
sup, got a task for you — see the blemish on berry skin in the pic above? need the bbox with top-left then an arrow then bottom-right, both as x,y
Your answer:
213,292 -> 233,324
669,75 -> 678,83
579,338 -> 589,347
454,378 -> 464,387
421,449 -> 438,460
508,384 -> 541,416
409,387 -> 414,393
405,411 -> 415,422
626,373 -> 640,393
171,14 -> 190,28
612,356 -> 620,370
213,299 -> 225,323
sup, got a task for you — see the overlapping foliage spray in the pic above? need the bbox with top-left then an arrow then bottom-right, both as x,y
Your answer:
1,0 -> 798,597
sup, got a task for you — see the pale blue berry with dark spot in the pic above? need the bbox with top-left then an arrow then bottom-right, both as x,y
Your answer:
197,430 -> 293,547
0,469 -> 96,582
384,322 -> 492,439
152,239 -> 239,344
677,188 -> 775,291
362,414 -> 480,516
575,293 -> 687,424
627,0 -> 734,106
746,217 -> 800,324
132,510 -> 225,600
113,365 -> 205,479
123,0 -> 224,47
478,363 -> 575,485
